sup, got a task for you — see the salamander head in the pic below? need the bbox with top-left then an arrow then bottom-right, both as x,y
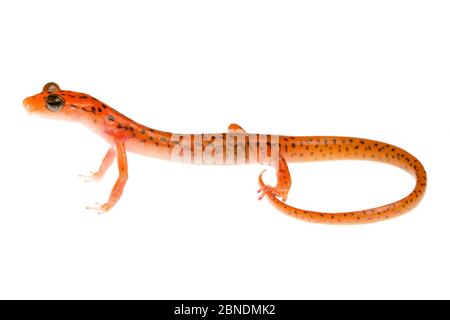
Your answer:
23,82 -> 104,121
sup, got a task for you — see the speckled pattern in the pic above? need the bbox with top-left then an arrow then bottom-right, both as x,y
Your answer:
23,83 -> 427,221
261,136 -> 427,224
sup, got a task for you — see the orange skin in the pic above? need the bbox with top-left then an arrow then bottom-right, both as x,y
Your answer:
23,83 -> 427,223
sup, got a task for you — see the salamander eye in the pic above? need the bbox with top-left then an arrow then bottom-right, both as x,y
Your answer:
43,82 -> 61,93
46,94 -> 65,112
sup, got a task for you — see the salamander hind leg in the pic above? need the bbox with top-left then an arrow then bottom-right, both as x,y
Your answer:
228,123 -> 246,133
257,156 -> 292,202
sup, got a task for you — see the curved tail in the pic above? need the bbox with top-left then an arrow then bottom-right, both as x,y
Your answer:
259,136 -> 427,224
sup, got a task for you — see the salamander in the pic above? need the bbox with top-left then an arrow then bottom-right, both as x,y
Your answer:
23,82 -> 427,224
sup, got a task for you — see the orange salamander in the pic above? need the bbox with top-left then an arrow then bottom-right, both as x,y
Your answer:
23,82 -> 427,224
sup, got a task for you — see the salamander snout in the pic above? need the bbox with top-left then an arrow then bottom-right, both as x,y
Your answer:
23,96 -> 38,113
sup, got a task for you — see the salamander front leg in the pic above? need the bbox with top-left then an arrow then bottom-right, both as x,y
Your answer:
257,156 -> 292,202
87,141 -> 128,213
79,147 -> 116,182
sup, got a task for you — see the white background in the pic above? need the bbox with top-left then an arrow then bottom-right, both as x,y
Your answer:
0,1 -> 449,299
